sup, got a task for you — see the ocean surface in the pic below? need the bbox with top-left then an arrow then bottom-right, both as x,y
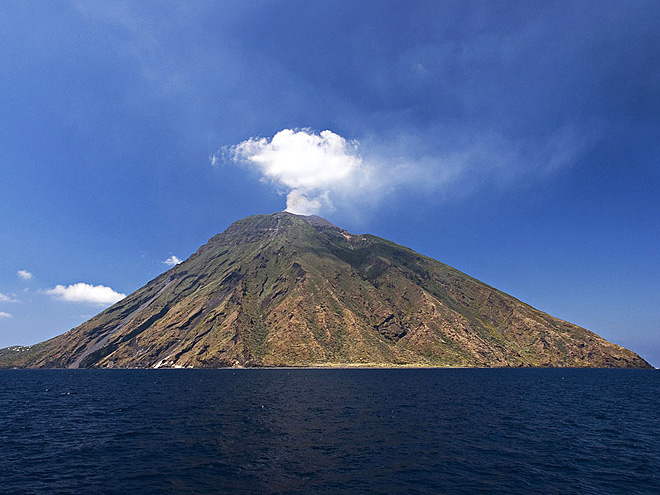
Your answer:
0,369 -> 658,495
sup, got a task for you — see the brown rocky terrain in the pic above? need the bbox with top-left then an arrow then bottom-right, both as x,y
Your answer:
0,212 -> 651,368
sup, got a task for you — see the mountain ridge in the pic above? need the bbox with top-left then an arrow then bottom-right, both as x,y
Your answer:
0,212 -> 651,369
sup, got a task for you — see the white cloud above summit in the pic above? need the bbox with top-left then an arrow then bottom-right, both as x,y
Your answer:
225,129 -> 365,215
45,283 -> 125,305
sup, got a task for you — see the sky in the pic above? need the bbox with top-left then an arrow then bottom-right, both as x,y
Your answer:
1,0 -> 658,366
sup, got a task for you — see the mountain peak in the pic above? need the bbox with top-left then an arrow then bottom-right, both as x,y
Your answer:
203,212 -> 345,249
289,212 -> 340,229
254,211 -> 341,230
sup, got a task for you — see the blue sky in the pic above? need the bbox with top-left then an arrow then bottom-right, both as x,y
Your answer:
1,1 -> 658,366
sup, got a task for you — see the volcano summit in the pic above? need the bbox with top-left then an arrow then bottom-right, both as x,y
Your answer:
0,213 -> 650,368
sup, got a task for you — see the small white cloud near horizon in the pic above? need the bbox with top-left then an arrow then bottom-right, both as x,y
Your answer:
163,255 -> 182,267
0,312 -> 13,319
224,129 -> 364,215
17,270 -> 33,280
45,283 -> 126,305
0,293 -> 19,303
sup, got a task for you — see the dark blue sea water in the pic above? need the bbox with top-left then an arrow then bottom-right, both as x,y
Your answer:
0,369 -> 658,495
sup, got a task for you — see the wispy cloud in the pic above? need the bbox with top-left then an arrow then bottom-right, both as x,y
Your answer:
45,283 -> 126,305
0,293 -> 19,303
359,123 -> 595,198
0,312 -> 13,319
17,270 -> 33,280
163,255 -> 182,267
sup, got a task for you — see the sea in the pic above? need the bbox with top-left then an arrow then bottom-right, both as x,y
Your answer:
0,369 -> 658,495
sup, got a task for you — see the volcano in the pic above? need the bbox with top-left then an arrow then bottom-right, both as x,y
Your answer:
0,212 -> 651,368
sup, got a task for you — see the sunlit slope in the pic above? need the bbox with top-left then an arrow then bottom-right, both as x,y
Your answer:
0,213 -> 651,368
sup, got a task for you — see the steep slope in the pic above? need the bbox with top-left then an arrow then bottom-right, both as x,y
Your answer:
0,212 -> 651,368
